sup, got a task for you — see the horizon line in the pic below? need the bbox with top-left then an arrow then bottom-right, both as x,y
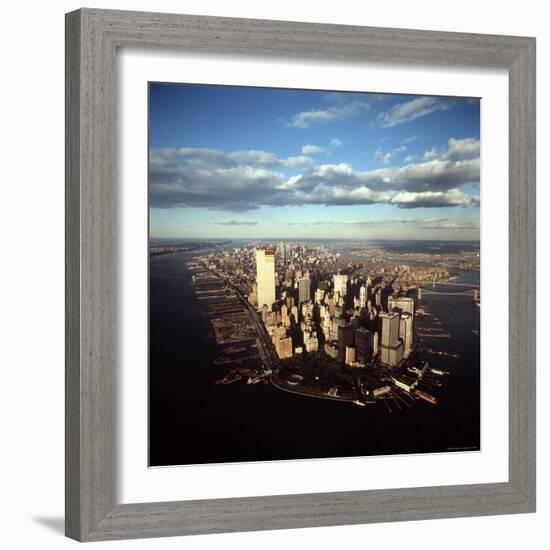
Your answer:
149,236 -> 481,242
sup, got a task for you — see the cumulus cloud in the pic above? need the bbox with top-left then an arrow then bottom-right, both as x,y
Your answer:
302,144 -> 324,155
150,139 -> 479,211
288,156 -> 480,194
420,137 -> 480,162
282,155 -> 313,168
423,148 -> 440,161
150,166 -> 285,211
378,97 -> 453,127
331,138 -> 343,146
154,147 -> 311,171
391,189 -> 480,208
442,137 -> 480,161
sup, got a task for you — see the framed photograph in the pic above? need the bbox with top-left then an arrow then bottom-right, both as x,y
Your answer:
147,82 -> 483,466
65,8 -> 536,542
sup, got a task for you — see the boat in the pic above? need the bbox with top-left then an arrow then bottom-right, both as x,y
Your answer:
214,374 -> 243,385
430,368 -> 449,376
415,389 -> 438,405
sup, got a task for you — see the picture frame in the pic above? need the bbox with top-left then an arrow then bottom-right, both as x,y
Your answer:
65,8 -> 536,542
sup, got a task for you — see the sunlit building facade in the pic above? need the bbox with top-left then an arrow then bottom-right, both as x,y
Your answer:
256,248 -> 276,310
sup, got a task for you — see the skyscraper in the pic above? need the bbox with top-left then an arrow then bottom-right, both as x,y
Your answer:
275,336 -> 293,359
399,312 -> 414,358
303,331 -> 319,352
256,248 -> 276,311
381,342 -> 403,366
388,296 -> 414,317
380,311 -> 400,348
345,346 -> 356,366
278,240 -> 287,266
333,274 -> 348,297
338,324 -> 354,362
298,276 -> 311,304
379,311 -> 403,366
315,288 -> 325,304
355,327 -> 377,364
359,285 -> 367,309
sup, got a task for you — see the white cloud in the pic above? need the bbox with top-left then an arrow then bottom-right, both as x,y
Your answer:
150,139 -> 479,211
331,138 -> 343,146
375,147 -> 393,165
289,100 -> 371,128
391,189 -> 479,208
161,147 -> 312,170
421,138 -> 480,163
315,163 -> 353,176
281,155 -> 312,168
443,137 -> 480,161
423,147 -> 440,161
291,183 -> 392,206
375,145 -> 407,165
378,97 -> 453,127
301,144 -> 324,155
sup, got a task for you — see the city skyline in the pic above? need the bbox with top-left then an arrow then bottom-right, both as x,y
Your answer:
150,235 -> 480,465
149,83 -> 480,241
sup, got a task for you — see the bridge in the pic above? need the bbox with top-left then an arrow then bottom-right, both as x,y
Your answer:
422,288 -> 477,297
438,281 -> 480,289
418,279 -> 479,289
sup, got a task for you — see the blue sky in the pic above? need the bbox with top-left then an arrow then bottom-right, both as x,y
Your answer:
149,83 -> 480,240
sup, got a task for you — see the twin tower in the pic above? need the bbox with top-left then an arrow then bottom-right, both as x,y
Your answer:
256,248 -> 276,310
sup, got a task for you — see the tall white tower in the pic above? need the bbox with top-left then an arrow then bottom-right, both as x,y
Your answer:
359,285 -> 367,308
256,248 -> 276,311
388,296 -> 414,317
399,312 -> 414,358
297,276 -> 311,304
333,274 -> 348,297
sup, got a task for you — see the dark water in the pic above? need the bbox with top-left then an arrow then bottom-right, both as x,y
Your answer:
149,249 -> 480,467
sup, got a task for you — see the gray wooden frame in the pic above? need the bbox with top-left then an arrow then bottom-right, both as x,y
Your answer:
65,8 -> 536,542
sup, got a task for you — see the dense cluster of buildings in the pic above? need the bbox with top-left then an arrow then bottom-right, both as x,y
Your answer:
251,244 -> 416,368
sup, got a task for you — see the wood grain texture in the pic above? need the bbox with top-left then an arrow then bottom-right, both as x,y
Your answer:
65,10 -> 81,541
66,8 -> 117,540
507,41 -> 536,509
65,8 -> 536,542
